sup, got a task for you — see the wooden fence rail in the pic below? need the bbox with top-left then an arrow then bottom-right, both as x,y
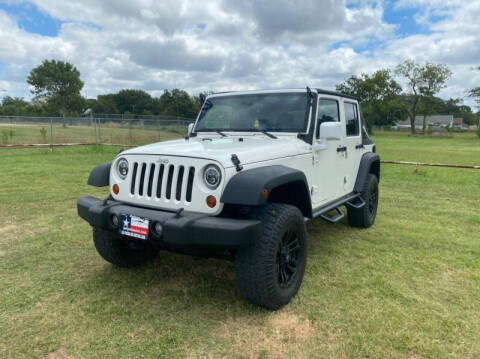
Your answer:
381,160 -> 480,170
1,143 -> 479,170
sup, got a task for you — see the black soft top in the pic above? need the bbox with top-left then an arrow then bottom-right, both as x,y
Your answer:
316,89 -> 359,101
211,88 -> 360,101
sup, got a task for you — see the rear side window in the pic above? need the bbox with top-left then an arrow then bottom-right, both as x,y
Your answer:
344,102 -> 359,137
316,99 -> 340,138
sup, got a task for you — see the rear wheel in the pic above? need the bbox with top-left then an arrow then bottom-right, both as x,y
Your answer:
347,173 -> 379,228
93,228 -> 159,268
235,203 -> 307,310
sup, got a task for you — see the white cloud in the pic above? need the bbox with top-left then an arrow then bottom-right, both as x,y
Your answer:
378,1 -> 480,105
0,0 -> 478,109
0,80 -> 11,92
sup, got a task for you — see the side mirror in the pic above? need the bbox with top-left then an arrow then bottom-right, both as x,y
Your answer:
319,122 -> 343,141
188,123 -> 195,136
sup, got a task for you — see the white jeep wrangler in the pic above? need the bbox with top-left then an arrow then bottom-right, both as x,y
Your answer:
78,88 -> 380,310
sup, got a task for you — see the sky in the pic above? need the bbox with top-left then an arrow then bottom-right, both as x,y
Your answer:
0,0 -> 479,108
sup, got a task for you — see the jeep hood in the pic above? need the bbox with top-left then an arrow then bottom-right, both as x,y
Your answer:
121,136 -> 307,168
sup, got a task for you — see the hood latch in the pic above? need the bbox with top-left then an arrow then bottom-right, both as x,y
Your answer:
231,154 -> 243,172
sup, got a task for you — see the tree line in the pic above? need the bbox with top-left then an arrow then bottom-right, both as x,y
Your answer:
0,88 -> 202,119
0,59 -> 479,134
337,60 -> 479,133
0,60 -> 203,119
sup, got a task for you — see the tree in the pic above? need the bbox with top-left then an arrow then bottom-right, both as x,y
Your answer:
82,89 -> 203,118
336,69 -> 403,130
111,89 -> 156,115
418,62 -> 452,132
0,96 -> 32,116
395,60 -> 451,134
468,67 -> 480,128
469,87 -> 480,105
395,60 -> 422,133
90,94 -> 120,114
27,60 -> 84,117
158,89 -> 200,118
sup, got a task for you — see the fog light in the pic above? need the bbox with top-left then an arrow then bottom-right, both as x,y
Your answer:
206,195 -> 217,208
153,222 -> 163,237
113,184 -> 120,195
111,215 -> 119,228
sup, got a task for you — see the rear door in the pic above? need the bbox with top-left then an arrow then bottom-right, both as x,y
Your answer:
341,100 -> 362,194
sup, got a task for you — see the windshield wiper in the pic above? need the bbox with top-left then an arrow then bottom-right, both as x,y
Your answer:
216,130 -> 227,137
260,130 -> 277,139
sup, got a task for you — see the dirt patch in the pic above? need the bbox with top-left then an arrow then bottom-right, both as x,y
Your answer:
43,348 -> 74,359
0,224 -> 19,241
0,224 -> 18,234
210,312 -> 316,358
0,250 -> 5,257
0,123 -> 37,127
269,312 -> 315,340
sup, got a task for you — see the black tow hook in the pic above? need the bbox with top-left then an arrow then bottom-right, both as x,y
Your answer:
175,208 -> 184,218
103,195 -> 113,206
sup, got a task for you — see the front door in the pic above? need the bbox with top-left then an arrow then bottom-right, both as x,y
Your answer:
311,96 -> 345,206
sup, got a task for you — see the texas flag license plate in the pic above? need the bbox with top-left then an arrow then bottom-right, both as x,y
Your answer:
119,214 -> 150,240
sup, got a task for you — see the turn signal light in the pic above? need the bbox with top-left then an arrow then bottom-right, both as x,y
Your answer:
206,195 -> 217,208
113,184 -> 120,195
261,188 -> 269,200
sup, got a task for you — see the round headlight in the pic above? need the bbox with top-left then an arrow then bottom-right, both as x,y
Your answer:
116,158 -> 129,179
203,164 -> 222,189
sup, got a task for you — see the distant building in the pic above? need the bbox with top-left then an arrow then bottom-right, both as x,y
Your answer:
395,115 -> 454,130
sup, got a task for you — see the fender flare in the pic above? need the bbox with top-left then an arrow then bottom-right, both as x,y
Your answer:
87,163 -> 111,187
354,152 -> 380,193
221,165 -> 312,217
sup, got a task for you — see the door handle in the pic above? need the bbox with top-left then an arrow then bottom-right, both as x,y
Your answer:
355,144 -> 364,149
337,146 -> 347,153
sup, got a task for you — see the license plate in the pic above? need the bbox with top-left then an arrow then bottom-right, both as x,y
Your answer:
119,214 -> 149,240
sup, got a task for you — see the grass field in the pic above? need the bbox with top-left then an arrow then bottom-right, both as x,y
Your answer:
0,122 -> 187,146
374,131 -> 480,166
1,133 -> 479,358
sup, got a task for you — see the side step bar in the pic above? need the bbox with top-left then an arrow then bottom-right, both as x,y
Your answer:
319,207 -> 344,223
311,192 -> 363,223
346,196 -> 366,209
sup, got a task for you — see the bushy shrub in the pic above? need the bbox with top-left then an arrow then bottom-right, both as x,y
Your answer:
40,127 -> 48,143
1,130 -> 9,144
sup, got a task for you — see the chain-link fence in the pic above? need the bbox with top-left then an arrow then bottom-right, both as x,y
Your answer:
0,115 -> 194,147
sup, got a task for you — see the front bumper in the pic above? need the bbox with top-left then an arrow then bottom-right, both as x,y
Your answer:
77,196 -> 262,250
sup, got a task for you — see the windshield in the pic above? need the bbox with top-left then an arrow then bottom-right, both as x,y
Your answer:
195,93 -> 309,133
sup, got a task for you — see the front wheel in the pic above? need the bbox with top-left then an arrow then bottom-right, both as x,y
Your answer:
235,204 -> 307,310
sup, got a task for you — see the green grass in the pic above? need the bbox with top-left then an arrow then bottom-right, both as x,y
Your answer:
0,122 -> 186,146
373,131 -> 480,166
1,133 -> 479,358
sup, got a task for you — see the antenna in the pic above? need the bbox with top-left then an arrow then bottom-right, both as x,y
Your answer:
306,86 -> 314,98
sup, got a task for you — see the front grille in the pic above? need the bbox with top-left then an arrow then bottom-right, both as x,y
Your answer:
129,161 -> 196,203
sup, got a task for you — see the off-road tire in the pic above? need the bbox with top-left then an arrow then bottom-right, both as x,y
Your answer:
93,228 -> 159,268
235,203 -> 307,310
347,174 -> 379,228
